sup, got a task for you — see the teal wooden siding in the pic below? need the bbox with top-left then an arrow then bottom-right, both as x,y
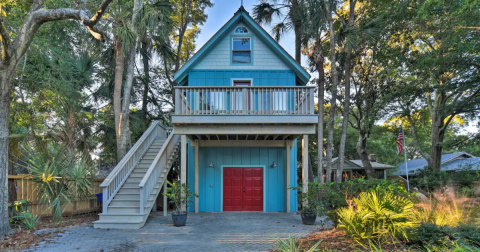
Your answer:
187,140 -> 298,212
187,70 -> 296,86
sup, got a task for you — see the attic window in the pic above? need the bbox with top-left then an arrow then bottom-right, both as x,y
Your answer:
235,26 -> 248,34
232,37 -> 251,64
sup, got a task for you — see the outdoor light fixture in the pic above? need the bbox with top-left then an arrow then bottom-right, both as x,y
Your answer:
209,163 -> 214,168
271,162 -> 276,168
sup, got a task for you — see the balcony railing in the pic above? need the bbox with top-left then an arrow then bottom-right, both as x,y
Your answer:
174,86 -> 315,115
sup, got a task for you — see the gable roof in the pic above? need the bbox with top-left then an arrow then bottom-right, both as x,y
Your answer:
328,158 -> 393,170
396,152 -> 476,176
173,7 -> 311,85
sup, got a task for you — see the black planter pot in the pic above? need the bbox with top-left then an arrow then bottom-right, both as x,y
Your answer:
301,212 -> 317,225
172,212 -> 188,227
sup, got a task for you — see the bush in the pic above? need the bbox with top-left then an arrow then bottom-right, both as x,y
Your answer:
408,223 -> 480,251
292,182 -> 325,215
336,189 -> 418,249
274,236 -> 322,252
315,178 -> 415,224
411,166 -> 480,193
10,212 -> 39,230
25,145 -> 94,222
413,194 -> 473,227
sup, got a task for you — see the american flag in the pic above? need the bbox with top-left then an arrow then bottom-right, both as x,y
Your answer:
397,127 -> 404,155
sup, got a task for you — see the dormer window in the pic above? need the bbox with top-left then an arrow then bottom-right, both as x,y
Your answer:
232,37 -> 251,64
235,26 -> 248,34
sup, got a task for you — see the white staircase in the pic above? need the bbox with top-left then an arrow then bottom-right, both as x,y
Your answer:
94,122 -> 180,229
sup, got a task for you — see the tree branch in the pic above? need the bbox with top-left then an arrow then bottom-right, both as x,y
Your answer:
0,11 -> 12,61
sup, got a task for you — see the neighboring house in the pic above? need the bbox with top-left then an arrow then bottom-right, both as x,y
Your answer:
95,6 -> 315,229
328,155 -> 394,180
396,152 -> 480,176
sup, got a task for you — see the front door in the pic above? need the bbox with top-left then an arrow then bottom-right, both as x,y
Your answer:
223,167 -> 263,211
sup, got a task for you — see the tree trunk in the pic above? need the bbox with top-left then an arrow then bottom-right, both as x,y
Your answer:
430,112 -> 446,171
117,0 -> 143,155
294,24 -> 302,64
141,39 -> 150,123
0,64 -> 16,237
356,132 -> 375,179
337,50 -> 351,183
113,36 -> 126,160
315,41 -> 325,184
324,0 -> 339,183
337,0 -> 355,183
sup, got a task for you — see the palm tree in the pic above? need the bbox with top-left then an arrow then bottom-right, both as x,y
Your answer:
300,0 -> 328,183
253,0 -> 304,64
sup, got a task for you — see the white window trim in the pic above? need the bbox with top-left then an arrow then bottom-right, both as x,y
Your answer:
230,78 -> 254,86
234,26 -> 249,34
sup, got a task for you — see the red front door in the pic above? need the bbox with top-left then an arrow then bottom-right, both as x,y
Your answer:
223,167 -> 263,211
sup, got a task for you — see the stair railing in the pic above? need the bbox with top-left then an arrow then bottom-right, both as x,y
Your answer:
100,121 -> 167,213
138,129 -> 180,214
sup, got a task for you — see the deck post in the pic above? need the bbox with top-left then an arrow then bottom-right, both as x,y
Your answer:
163,182 -> 168,216
302,135 -> 308,205
286,140 -> 291,213
180,135 -> 187,212
194,139 -> 199,213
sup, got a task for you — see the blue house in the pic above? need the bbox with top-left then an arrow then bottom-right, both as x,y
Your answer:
95,7 -> 315,229
396,152 -> 480,176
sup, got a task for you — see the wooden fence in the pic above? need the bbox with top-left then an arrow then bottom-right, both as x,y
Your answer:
8,175 -> 104,217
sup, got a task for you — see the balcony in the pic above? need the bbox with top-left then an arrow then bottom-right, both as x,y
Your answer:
172,86 -> 316,138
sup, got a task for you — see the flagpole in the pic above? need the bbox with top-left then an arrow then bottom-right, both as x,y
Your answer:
402,126 -> 410,192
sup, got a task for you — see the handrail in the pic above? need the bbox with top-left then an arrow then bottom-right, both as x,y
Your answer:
174,86 -> 315,89
100,121 -> 168,214
100,121 -> 159,188
174,86 -> 315,115
138,129 -> 180,214
138,130 -> 175,188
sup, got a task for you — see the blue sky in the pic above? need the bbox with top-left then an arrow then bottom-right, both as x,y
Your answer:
195,0 -> 296,61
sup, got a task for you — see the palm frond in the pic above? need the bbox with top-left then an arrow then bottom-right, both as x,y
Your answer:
253,2 -> 282,25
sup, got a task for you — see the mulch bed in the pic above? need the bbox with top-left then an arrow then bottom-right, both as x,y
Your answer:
294,228 -> 409,252
0,212 -> 99,251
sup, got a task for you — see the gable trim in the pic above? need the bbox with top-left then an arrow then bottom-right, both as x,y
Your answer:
174,9 -> 310,85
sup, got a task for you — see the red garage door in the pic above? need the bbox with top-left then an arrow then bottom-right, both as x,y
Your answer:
223,167 -> 263,211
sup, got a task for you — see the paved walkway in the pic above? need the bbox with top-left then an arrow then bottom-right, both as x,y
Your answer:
27,212 -> 328,252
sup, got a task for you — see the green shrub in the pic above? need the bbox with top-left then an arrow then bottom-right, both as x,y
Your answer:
314,178 -> 415,225
292,182 -> 325,215
273,236 -> 322,252
336,189 -> 418,249
25,145 -> 94,222
10,212 -> 39,230
163,181 -> 198,214
408,223 -> 480,251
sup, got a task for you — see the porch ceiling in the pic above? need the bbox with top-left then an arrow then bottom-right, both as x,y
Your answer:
187,134 -> 299,142
174,124 -> 315,135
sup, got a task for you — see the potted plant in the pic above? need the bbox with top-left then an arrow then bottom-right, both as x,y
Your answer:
163,181 -> 198,227
293,182 -> 324,225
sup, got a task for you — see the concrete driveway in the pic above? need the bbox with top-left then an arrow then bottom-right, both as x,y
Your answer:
27,212 -> 327,252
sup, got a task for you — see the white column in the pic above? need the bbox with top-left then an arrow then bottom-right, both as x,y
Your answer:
286,140 -> 291,213
180,135 -> 187,212
302,135 -> 308,200
195,139 -> 199,213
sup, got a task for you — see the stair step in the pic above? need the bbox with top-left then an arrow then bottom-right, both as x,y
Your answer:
97,213 -> 147,222
94,220 -> 144,229
122,182 -> 140,188
130,172 -> 146,178
133,167 -> 149,173
125,177 -> 142,183
107,206 -> 141,213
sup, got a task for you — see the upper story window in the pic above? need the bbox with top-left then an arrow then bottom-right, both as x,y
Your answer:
235,26 -> 248,34
232,37 -> 251,64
